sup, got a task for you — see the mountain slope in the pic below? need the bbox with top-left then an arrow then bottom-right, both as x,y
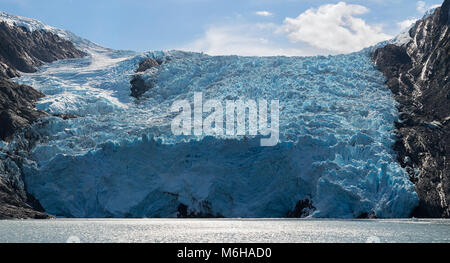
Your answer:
0,79 -> 45,141
372,0 -> 450,218
0,12 -> 87,219
0,78 -> 51,219
0,21 -> 85,79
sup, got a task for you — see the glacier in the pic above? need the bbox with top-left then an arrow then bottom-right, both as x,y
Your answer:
10,48 -> 418,218
3,12 -> 419,218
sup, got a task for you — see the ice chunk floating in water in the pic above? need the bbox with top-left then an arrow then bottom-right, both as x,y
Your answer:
16,47 -> 418,218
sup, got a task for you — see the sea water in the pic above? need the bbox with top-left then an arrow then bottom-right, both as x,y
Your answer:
0,219 -> 448,243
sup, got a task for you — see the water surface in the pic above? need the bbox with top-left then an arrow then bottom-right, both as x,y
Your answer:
0,219 -> 449,243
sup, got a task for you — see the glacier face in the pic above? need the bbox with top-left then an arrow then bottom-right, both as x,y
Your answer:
14,46 -> 419,218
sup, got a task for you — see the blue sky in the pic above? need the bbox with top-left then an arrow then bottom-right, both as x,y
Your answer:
0,0 -> 444,55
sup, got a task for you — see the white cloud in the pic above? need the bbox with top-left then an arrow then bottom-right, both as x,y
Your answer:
397,19 -> 417,31
279,2 -> 392,54
183,23 -> 315,56
416,1 -> 441,14
183,2 -> 394,56
255,11 -> 273,17
395,1 -> 442,32
417,1 -> 427,13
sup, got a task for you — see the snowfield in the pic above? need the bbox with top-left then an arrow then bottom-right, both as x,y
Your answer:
4,12 -> 419,218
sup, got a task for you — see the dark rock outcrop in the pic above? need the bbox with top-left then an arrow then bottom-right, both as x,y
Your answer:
130,75 -> 154,99
0,117 -> 53,219
136,57 -> 159,73
0,159 -> 52,219
372,0 -> 449,218
0,79 -> 51,219
177,201 -> 224,218
0,78 -> 46,141
130,58 -> 161,98
286,199 -> 316,218
0,22 -> 86,78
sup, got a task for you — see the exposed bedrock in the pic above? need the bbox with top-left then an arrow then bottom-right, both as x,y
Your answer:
286,199 -> 316,218
0,141 -> 52,219
177,201 -> 225,218
0,22 -> 86,219
136,57 -> 160,73
0,78 -> 46,141
372,0 -> 450,218
130,57 -> 161,98
130,75 -> 154,99
0,80 -> 50,219
0,79 -> 49,219
0,22 -> 86,78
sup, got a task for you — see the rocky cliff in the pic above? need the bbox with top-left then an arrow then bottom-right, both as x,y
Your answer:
0,22 -> 86,219
0,79 -> 46,141
0,21 -> 85,78
0,132 -> 51,219
0,79 -> 52,219
372,0 -> 450,218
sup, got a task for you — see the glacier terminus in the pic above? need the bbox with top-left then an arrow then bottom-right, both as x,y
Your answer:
0,10 -> 421,219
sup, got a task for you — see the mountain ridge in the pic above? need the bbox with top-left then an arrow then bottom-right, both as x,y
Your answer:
372,0 -> 449,218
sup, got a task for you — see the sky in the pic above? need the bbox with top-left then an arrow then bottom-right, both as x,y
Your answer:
0,0 -> 444,56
